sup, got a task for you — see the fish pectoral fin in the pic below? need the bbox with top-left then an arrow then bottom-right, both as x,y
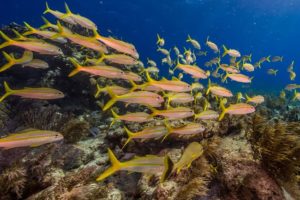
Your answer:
30,143 -> 45,147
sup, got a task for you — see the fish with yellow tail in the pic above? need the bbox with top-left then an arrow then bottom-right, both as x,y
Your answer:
156,34 -> 165,46
93,30 -> 139,59
245,94 -> 265,105
163,92 -> 194,108
236,92 -> 245,103
186,35 -> 201,49
222,72 -> 252,83
194,110 -> 219,120
174,60 -> 209,79
22,59 -> 49,69
87,54 -> 138,65
149,106 -> 194,120
0,81 -> 64,102
271,56 -> 283,62
242,63 -> 255,72
0,129 -> 63,150
219,101 -> 255,121
206,36 -> 219,53
206,79 -> 233,97
289,71 -> 296,81
94,84 -> 129,98
145,71 -> 191,92
103,89 -> 164,111
59,3 -> 98,30
43,2 -> 76,25
68,58 -> 126,79
0,51 -> 33,72
162,122 -> 205,142
40,16 -> 59,31
0,31 -> 63,55
285,84 -> 300,91
267,69 -> 278,76
110,109 -> 153,127
122,126 -> 168,148
173,142 -> 203,174
292,90 -> 300,101
53,22 -> 107,53
23,22 -> 67,44
222,45 -> 241,58
96,148 -> 173,182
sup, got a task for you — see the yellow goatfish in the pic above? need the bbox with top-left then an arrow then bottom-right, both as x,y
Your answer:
242,63 -> 255,72
174,60 -> 209,79
68,58 -> 126,78
194,110 -> 219,120
173,142 -> 203,174
54,22 -> 107,53
267,69 -> 278,76
156,34 -> 165,46
186,35 -> 201,49
162,122 -> 205,141
0,129 -> 63,150
96,149 -> 173,182
60,3 -> 97,30
43,2 -> 76,25
40,16 -> 59,31
110,109 -> 153,127
206,79 -> 233,97
0,31 -> 63,55
0,82 -> 64,102
246,95 -> 265,105
0,51 -> 33,72
145,71 -> 191,92
103,89 -> 164,111
94,84 -> 129,98
206,36 -> 219,53
123,126 -> 168,148
222,45 -> 241,57
22,59 -> 49,69
163,92 -> 194,108
121,71 -> 143,82
222,73 -> 252,83
94,30 -> 139,59
219,101 -> 255,121
89,53 -> 138,66
293,90 -> 300,101
23,22 -> 67,44
149,107 -> 194,120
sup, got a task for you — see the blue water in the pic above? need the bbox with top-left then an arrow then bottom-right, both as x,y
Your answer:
1,0 -> 300,94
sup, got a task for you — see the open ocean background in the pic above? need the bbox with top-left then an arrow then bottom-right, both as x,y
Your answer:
1,0 -> 300,95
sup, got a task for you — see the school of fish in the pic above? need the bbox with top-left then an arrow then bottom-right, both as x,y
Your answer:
0,2 -> 298,183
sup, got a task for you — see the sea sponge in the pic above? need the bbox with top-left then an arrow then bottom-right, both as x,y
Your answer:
61,118 -> 90,143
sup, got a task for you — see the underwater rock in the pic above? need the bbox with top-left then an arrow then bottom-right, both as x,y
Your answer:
62,118 -> 91,143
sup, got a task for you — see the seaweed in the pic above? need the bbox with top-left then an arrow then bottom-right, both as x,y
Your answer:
249,114 -> 300,181
175,177 -> 208,200
0,165 -> 27,199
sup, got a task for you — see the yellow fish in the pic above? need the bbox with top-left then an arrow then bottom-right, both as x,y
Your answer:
156,34 -> 165,46
0,129 -> 63,150
0,31 -> 63,55
96,148 -> 173,182
173,142 -> 203,173
0,81 -> 64,102
43,2 -> 76,25
219,101 -> 255,121
186,35 -> 201,49
0,50 -> 33,72
110,109 -> 153,127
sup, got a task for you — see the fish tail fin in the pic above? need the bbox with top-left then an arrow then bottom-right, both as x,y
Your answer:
186,34 -> 192,42
161,120 -> 172,142
266,55 -> 271,62
0,31 -> 14,49
275,70 -> 278,76
249,53 -> 252,62
148,106 -> 157,117
23,22 -> 36,35
51,21 -> 64,39
122,126 -> 134,149
218,99 -> 227,121
206,79 -> 211,95
96,148 -> 122,181
245,94 -> 250,103
40,17 -> 51,29
292,90 -> 297,101
94,84 -> 104,98
0,52 -> 16,72
280,56 -> 283,62
43,2 -> 52,14
96,53 -> 105,64
60,3 -> 73,19
206,36 -> 209,44
145,70 -> 154,83
12,29 -> 27,41
110,109 -> 119,127
156,34 -> 161,45
160,155 -> 173,182
221,72 -> 228,83
103,89 -> 119,111
222,45 -> 228,57
0,81 -> 13,102
68,58 -> 83,77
